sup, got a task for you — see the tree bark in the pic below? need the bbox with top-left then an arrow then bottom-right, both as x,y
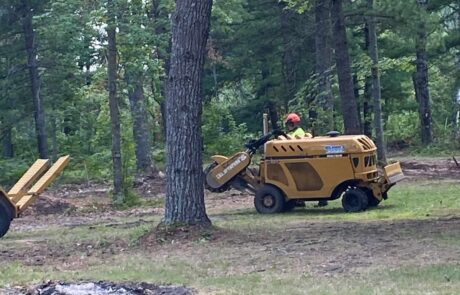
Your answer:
21,0 -> 48,158
414,3 -> 432,145
267,100 -> 280,130
107,0 -> 124,202
363,76 -> 373,138
331,0 -> 361,134
164,0 -> 213,226
281,6 -> 297,114
315,0 -> 334,131
367,0 -> 387,163
50,114 -> 58,161
150,0 -> 170,140
2,127 -> 14,158
125,72 -> 154,174
353,74 -> 362,132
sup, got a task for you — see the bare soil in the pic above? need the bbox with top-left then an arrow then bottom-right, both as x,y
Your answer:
399,157 -> 460,181
1,158 -> 459,292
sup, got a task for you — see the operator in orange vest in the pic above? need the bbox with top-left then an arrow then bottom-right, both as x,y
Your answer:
284,113 -> 327,207
285,113 -> 313,138
285,113 -> 306,137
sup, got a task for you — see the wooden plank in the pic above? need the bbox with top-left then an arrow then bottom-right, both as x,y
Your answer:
28,155 -> 70,195
15,194 -> 36,214
8,159 -> 50,202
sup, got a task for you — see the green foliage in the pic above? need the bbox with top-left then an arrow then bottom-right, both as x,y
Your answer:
203,99 -> 250,157
1,0 -> 460,196
386,111 -> 420,145
0,159 -> 30,188
114,189 -> 142,209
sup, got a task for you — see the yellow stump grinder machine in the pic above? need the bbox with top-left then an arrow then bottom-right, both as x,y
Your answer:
204,130 -> 404,213
0,155 -> 70,238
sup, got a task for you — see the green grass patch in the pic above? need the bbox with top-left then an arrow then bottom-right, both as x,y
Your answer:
1,182 -> 459,294
211,182 -> 460,228
2,258 -> 458,294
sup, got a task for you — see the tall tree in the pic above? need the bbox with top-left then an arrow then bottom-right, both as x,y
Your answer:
20,0 -> 48,158
315,0 -> 334,130
367,0 -> 387,163
118,0 -> 155,174
413,0 -> 432,145
331,0 -> 361,134
164,0 -> 213,226
125,72 -> 154,174
107,0 -> 124,202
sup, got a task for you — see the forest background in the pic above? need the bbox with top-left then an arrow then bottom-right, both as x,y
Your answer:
0,0 -> 459,202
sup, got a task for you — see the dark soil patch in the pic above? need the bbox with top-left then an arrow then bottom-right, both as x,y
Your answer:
400,158 -> 460,180
133,176 -> 166,198
7,281 -> 193,295
139,223 -> 217,247
0,237 -> 130,266
21,196 -> 76,216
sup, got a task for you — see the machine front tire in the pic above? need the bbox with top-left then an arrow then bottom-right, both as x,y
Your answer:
367,194 -> 381,207
0,204 -> 12,238
363,188 -> 381,207
254,185 -> 285,214
342,187 -> 369,212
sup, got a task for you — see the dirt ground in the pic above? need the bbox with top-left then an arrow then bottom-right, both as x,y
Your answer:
399,157 -> 460,180
1,157 -> 460,294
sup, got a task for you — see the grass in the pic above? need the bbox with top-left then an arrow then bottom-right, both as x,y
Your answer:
211,182 -> 460,228
0,182 -> 459,294
1,258 -> 458,294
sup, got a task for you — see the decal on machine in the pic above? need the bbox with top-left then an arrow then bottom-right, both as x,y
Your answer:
215,154 -> 248,179
324,145 -> 345,154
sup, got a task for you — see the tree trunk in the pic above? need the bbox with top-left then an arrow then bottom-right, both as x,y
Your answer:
353,74 -> 362,132
363,76 -> 373,138
367,0 -> 387,163
107,0 -> 124,203
315,0 -> 334,131
414,3 -> 432,145
21,0 -> 48,158
455,6 -> 460,139
150,0 -> 170,140
125,72 -> 155,174
50,114 -> 58,161
267,100 -> 280,130
331,0 -> 361,134
281,6 -> 297,115
2,127 -> 14,158
164,0 -> 213,226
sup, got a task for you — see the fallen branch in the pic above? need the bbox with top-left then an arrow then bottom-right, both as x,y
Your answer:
452,156 -> 459,168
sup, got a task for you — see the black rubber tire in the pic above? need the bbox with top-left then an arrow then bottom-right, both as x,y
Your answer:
203,162 -> 231,193
254,185 -> 285,214
342,187 -> 369,212
0,204 -> 12,238
283,200 -> 297,212
362,188 -> 381,207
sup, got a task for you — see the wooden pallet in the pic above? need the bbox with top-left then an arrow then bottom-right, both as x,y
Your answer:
8,159 -> 50,203
8,155 -> 71,215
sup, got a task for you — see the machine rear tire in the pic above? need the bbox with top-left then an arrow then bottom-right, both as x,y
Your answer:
342,187 -> 369,212
204,162 -> 231,193
254,185 -> 285,214
0,204 -> 12,238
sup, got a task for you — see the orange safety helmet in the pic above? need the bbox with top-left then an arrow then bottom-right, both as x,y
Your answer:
285,113 -> 301,124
